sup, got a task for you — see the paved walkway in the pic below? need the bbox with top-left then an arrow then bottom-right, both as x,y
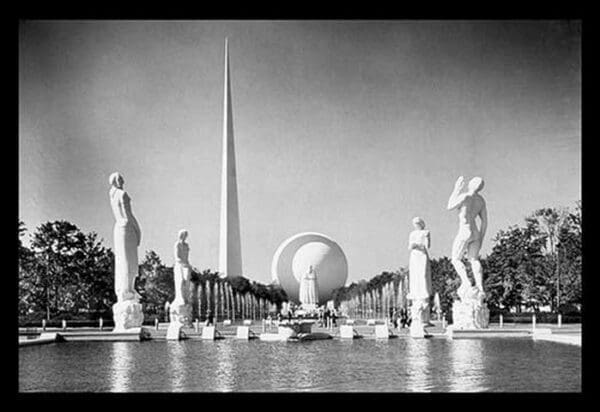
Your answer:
19,321 -> 581,346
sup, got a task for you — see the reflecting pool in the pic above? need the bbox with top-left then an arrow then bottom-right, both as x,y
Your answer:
19,338 -> 581,392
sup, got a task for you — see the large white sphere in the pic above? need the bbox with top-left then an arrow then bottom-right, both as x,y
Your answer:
272,232 -> 348,304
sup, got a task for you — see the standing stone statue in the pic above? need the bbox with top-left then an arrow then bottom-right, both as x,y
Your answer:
407,217 -> 432,337
171,229 -> 193,326
299,265 -> 319,311
447,176 -> 489,329
109,172 -> 144,332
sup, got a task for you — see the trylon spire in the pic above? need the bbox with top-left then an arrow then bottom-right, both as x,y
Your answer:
218,38 -> 243,278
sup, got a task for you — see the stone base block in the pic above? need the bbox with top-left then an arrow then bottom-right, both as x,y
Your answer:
169,302 -> 192,327
166,322 -> 185,340
236,326 -> 250,339
375,324 -> 391,339
409,322 -> 426,338
201,326 -> 216,340
112,300 -> 144,332
451,289 -> 489,330
339,325 -> 356,339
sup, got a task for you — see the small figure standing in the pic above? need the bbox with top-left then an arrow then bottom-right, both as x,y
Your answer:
299,265 -> 319,310
164,301 -> 170,322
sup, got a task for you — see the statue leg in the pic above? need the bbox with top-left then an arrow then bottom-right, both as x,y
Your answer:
451,234 -> 471,291
467,239 -> 483,292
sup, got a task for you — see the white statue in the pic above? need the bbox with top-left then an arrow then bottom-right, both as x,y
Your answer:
407,217 -> 432,337
447,176 -> 489,329
169,229 -> 192,330
109,172 -> 144,331
173,229 -> 191,305
299,265 -> 319,309
408,217 -> 432,301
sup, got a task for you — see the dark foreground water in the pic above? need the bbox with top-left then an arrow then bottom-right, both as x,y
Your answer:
19,338 -> 580,392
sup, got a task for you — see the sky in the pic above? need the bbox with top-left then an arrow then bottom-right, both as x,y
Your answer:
19,20 -> 581,285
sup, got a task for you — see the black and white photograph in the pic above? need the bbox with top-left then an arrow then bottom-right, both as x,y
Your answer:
18,20 -> 582,392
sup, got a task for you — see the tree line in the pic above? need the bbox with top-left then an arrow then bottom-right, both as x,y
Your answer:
18,220 -> 288,323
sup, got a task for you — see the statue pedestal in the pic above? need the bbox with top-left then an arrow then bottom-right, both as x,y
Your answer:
166,321 -> 185,340
409,297 -> 430,338
451,287 -> 489,330
112,299 -> 144,332
169,301 -> 192,327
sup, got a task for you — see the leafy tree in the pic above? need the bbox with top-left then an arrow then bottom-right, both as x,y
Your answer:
430,256 -> 459,315
484,218 -> 550,313
556,202 -> 582,310
18,221 -> 37,318
530,207 -> 570,309
20,220 -> 115,321
137,250 -> 174,319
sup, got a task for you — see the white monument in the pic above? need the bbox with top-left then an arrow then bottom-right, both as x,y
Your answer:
109,172 -> 144,332
272,232 -> 348,304
407,217 -> 432,337
299,265 -> 319,311
167,229 -> 193,340
447,176 -> 490,329
218,38 -> 243,279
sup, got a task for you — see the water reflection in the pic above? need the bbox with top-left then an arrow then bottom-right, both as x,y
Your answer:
449,339 -> 488,392
405,339 -> 432,392
109,342 -> 132,392
291,345 -> 318,391
167,342 -> 187,392
19,338 -> 580,392
213,342 -> 236,391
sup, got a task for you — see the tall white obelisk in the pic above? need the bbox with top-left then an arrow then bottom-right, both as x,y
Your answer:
218,38 -> 243,278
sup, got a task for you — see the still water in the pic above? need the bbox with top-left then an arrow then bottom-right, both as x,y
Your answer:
19,338 -> 580,392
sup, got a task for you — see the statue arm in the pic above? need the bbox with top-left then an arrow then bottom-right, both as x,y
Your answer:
447,177 -> 467,210
447,192 -> 467,211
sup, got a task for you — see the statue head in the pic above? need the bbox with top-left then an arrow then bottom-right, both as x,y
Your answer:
109,172 -> 124,189
178,229 -> 188,242
468,177 -> 484,194
412,216 -> 426,230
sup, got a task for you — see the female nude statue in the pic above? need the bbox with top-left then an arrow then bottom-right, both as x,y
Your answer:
109,172 -> 142,302
173,229 -> 191,305
447,176 -> 488,299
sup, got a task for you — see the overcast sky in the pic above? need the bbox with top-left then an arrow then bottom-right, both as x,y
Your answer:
19,20 -> 581,285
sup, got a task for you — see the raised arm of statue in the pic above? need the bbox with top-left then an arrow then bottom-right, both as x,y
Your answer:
447,176 -> 467,210
479,200 -> 488,241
